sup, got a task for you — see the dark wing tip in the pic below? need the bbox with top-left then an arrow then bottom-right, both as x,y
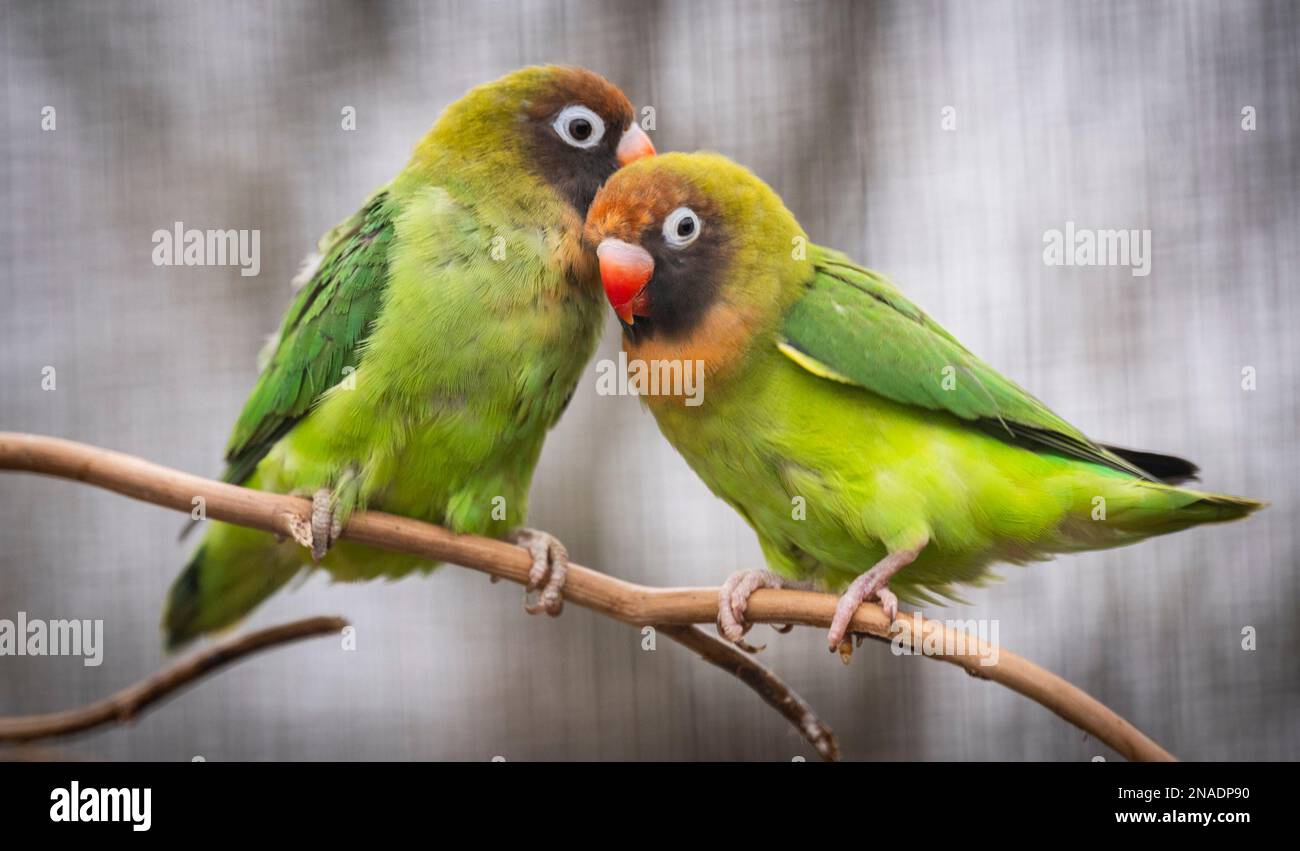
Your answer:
1102,445 -> 1201,484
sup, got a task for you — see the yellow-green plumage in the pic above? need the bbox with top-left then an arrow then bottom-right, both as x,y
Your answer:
164,67 -> 631,648
590,152 -> 1263,603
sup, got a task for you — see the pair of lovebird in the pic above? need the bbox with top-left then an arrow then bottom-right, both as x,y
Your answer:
164,66 -> 1262,656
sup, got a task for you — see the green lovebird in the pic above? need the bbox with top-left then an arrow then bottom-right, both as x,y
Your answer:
163,66 -> 656,650
585,152 -> 1263,653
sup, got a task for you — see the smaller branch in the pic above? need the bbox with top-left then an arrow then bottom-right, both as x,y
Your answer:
0,616 -> 347,742
657,624 -> 839,761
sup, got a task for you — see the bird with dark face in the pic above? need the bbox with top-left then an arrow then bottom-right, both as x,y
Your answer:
163,66 -> 654,649
586,152 -> 1262,656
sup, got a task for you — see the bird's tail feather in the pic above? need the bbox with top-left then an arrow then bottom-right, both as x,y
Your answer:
163,521 -> 304,652
1056,477 -> 1263,555
1106,481 -> 1265,537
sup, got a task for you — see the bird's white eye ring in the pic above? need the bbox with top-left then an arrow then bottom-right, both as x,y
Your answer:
663,207 -> 701,249
552,105 -> 605,149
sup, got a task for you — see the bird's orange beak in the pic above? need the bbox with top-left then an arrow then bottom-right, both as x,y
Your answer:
597,238 -> 655,325
616,124 -> 656,166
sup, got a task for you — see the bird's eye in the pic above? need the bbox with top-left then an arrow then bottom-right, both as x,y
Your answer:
553,105 -> 605,149
663,207 -> 701,249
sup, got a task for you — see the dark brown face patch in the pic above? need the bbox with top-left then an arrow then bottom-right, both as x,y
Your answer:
523,68 -> 636,215
587,168 -> 731,342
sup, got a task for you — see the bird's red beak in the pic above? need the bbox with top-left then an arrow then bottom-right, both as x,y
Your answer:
616,124 -> 656,166
597,238 -> 655,325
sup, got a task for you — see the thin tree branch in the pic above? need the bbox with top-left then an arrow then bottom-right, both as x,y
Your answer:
657,624 -> 839,760
0,616 -> 347,742
661,627 -> 839,760
0,432 -> 1176,761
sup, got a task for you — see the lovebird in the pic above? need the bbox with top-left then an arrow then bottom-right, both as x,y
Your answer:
585,152 -> 1263,653
163,66 -> 655,649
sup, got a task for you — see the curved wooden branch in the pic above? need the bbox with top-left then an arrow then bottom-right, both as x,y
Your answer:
0,432 -> 1175,761
0,616 -> 347,741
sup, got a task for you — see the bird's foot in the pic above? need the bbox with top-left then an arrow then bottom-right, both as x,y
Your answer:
310,489 -> 345,562
511,528 -> 569,616
286,488 -> 345,563
827,542 -> 925,661
828,579 -> 898,663
717,570 -> 811,652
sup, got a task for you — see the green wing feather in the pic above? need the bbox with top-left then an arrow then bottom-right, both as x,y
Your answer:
221,189 -> 396,485
777,248 -> 1155,479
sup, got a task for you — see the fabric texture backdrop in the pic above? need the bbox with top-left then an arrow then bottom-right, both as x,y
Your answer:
1,0 -> 1296,760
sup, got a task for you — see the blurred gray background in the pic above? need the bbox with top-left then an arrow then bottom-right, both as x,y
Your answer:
1,0 -> 1297,761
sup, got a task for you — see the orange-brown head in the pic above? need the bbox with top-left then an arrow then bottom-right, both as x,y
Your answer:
585,152 -> 810,345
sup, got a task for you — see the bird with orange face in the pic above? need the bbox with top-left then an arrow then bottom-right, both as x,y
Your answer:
586,151 -> 1262,655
